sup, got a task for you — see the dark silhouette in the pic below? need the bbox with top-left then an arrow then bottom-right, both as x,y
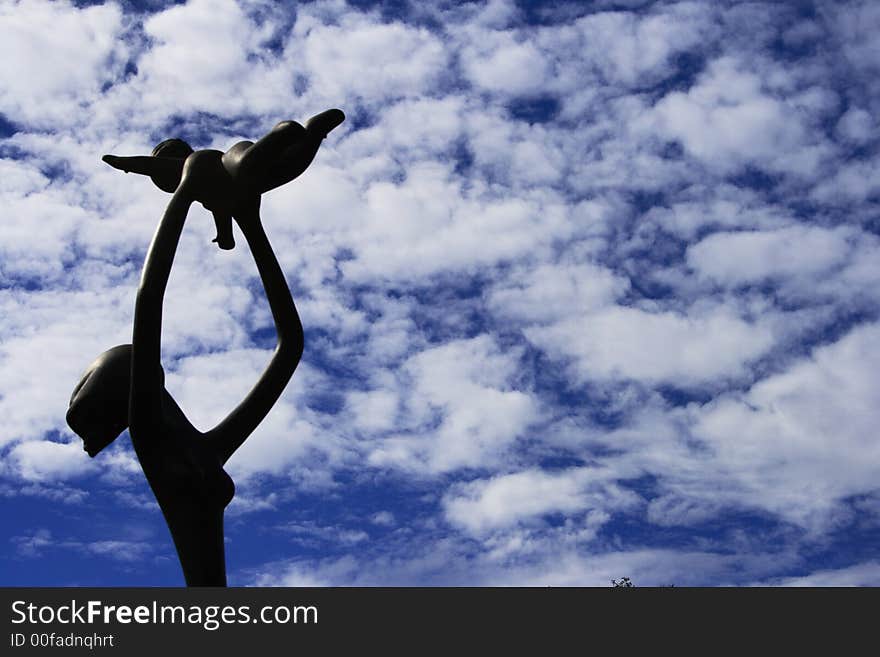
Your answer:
67,109 -> 344,586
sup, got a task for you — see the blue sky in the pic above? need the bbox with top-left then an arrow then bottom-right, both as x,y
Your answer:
1,0 -> 880,586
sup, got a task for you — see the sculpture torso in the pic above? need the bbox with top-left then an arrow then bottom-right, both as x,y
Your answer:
131,391 -> 235,512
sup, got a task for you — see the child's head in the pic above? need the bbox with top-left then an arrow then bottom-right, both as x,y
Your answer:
150,138 -> 194,192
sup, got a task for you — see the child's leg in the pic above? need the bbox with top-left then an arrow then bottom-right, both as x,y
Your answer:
211,210 -> 235,250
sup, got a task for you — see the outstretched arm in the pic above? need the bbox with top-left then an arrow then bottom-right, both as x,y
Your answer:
223,110 -> 345,197
260,110 -> 345,194
103,155 -> 185,193
205,208 -> 304,465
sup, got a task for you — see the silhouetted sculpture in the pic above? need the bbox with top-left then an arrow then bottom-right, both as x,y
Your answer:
67,109 -> 345,586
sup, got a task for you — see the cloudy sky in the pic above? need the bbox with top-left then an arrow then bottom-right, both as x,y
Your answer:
2,0 -> 879,587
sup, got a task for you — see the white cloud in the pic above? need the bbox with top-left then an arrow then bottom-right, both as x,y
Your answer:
363,335 -> 540,474
692,322 -> 880,530
810,157 -> 880,205
526,304 -> 776,385
488,262 -> 629,323
0,0 -> 125,127
766,561 -> 880,587
226,491 -> 279,516
138,0 -> 267,104
443,466 -> 637,535
113,0 -> 317,124
165,351 -> 326,481
566,6 -> 711,87
341,95 -> 466,161
0,287 -> 133,448
0,184 -> 91,281
0,482 -> 89,505
835,107 -> 874,144
642,193 -> 791,242
251,540 -> 791,586
563,322 -> 880,535
10,528 -> 156,563
462,32 -> 549,96
346,388 -> 399,434
826,1 -> 880,107
82,540 -> 153,562
339,162 -> 572,282
11,528 -> 54,557
370,511 -> 396,526
687,225 -> 855,287
7,439 -> 96,482
470,0 -> 521,29
297,13 -> 448,105
277,521 -> 369,547
646,57 -> 815,174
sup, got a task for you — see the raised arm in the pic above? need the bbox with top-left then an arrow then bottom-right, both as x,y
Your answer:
205,206 -> 304,465
129,180 -> 195,439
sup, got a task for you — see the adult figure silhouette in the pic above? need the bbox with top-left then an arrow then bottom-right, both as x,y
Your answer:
66,109 -> 344,585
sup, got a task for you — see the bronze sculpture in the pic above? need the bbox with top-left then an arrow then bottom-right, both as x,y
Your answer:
66,109 -> 345,586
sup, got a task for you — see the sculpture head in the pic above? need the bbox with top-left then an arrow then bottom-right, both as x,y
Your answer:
150,138 -> 194,193
66,344 -> 163,456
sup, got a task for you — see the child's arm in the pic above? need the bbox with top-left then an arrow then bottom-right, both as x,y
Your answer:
224,110 -> 344,196
103,154 -> 185,193
259,109 -> 345,193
